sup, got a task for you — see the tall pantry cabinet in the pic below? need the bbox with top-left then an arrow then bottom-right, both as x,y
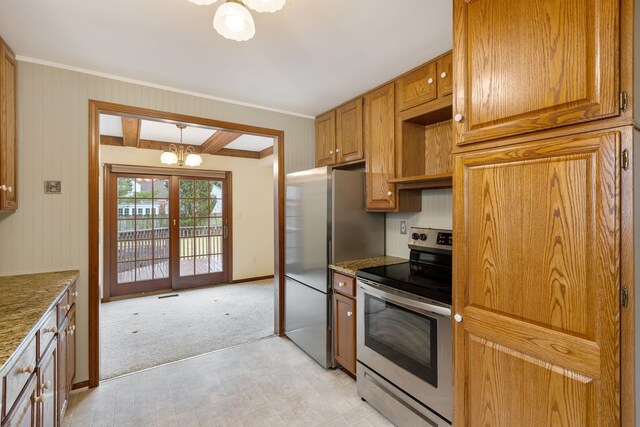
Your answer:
451,0 -> 636,425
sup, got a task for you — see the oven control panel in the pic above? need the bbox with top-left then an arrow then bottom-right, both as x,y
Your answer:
408,227 -> 452,251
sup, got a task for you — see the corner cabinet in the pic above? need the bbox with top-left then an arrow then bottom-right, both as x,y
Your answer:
453,130 -> 622,426
364,84 -> 396,211
0,37 -> 17,211
452,0 -> 620,146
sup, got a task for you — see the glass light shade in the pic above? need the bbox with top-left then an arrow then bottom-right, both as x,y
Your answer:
188,0 -> 218,5
213,1 -> 256,41
160,151 -> 178,165
184,153 -> 203,167
243,0 -> 285,13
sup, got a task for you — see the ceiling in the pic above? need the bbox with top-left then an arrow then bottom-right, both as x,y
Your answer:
0,1 -> 453,117
99,114 -> 274,151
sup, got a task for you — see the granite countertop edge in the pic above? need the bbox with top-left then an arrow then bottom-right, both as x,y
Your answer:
329,256 -> 408,276
0,270 -> 80,373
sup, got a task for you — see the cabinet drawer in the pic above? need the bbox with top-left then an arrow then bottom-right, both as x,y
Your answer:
57,291 -> 70,326
333,272 -> 355,297
397,62 -> 437,111
2,336 -> 36,417
37,310 -> 57,360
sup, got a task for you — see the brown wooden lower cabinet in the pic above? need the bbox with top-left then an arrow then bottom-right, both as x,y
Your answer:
2,375 -> 37,427
332,271 -> 357,376
57,317 -> 68,424
37,343 -> 56,427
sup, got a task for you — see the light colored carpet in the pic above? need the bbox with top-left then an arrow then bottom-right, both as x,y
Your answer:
100,280 -> 274,380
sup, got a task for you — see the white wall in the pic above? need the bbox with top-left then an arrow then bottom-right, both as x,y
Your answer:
99,145 -> 274,288
385,189 -> 453,258
0,61 -> 315,384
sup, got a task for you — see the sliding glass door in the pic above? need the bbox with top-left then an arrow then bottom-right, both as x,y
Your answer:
107,171 -> 229,299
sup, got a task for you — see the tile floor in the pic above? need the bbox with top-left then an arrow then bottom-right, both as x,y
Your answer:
64,337 -> 393,427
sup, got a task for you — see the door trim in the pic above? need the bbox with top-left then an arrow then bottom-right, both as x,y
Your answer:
88,100 -> 286,388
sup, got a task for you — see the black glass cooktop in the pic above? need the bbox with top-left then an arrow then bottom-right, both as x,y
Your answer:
356,261 -> 452,306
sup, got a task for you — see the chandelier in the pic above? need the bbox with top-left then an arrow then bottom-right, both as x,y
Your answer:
188,0 -> 286,42
160,124 -> 203,167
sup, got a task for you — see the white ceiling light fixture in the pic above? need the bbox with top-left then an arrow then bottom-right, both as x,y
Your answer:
243,0 -> 286,13
189,0 -> 285,41
160,124 -> 203,167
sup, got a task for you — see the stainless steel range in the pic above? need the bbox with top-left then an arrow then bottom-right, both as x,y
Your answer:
356,227 -> 453,427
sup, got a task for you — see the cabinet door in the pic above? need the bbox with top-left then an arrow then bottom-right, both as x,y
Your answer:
315,111 -> 336,167
453,130 -> 621,426
66,306 -> 76,392
365,84 -> 396,211
38,342 -> 56,427
453,0 -> 620,145
0,40 -> 17,211
333,292 -> 356,375
397,62 -> 437,111
57,317 -> 68,422
2,375 -> 36,427
336,99 -> 363,164
436,53 -> 452,98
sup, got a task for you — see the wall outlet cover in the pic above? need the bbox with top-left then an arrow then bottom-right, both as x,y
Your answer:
400,221 -> 407,234
44,180 -> 62,194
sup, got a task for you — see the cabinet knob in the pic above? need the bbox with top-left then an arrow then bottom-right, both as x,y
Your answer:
387,191 -> 393,197
62,304 -> 71,311
329,150 -> 333,154
454,313 -> 463,323
440,72 -> 447,79
427,77 -> 434,84
0,185 -> 5,191
20,364 -> 35,374
335,148 -> 340,153
347,311 -> 353,317
7,186 -> 12,193
45,325 -> 57,334
72,291 -> 79,297
35,394 -> 45,403
454,114 -> 464,123
338,282 -> 346,287
42,381 -> 51,390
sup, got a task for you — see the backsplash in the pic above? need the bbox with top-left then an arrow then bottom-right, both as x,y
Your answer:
385,189 -> 453,258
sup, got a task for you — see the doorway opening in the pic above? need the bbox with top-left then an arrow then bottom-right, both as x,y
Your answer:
88,101 -> 285,386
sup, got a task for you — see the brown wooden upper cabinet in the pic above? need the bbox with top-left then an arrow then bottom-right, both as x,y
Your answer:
336,98 -> 364,164
315,110 -> 336,167
452,0 -> 620,146
365,84 -> 396,211
0,37 -> 17,211
397,62 -> 437,111
436,53 -> 452,98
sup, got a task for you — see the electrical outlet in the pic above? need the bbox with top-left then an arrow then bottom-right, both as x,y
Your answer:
400,221 -> 407,235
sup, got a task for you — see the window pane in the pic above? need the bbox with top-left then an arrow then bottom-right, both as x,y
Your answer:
137,260 -> 154,282
153,178 -> 169,198
136,178 -> 153,198
118,199 -> 135,218
209,254 -> 223,273
154,199 -> 169,218
136,240 -> 153,260
154,219 -> 169,238
180,238 -> 195,257
117,240 -> 135,262
154,259 -> 169,279
180,200 -> 194,218
195,256 -> 208,275
154,239 -> 170,259
135,220 -> 153,239
195,180 -> 210,198
194,218 -> 208,228
194,237 -> 208,256
179,180 -> 194,198
209,236 -> 222,254
195,199 -> 209,217
117,262 -> 136,284
180,257 -> 195,276
117,178 -> 135,198
118,220 -> 136,238
209,217 -> 222,234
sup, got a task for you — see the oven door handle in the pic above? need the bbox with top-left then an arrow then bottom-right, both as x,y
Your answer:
358,279 -> 452,318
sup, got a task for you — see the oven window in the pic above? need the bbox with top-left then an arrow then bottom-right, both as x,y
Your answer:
364,293 -> 438,387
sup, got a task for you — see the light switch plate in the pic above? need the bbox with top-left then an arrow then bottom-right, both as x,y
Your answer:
400,221 -> 407,235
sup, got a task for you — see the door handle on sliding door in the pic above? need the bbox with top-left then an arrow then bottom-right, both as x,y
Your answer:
224,225 -> 228,238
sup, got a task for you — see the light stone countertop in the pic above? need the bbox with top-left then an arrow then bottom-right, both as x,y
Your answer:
0,270 -> 79,371
329,256 -> 408,277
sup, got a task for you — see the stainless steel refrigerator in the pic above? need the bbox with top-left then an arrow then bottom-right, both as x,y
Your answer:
284,167 -> 385,368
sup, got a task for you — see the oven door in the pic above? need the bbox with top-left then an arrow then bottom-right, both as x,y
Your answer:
357,278 -> 452,421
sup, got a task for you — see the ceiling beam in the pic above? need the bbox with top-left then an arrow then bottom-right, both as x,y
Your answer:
216,148 -> 260,159
200,131 -> 242,155
100,135 -> 124,147
121,117 -> 141,147
259,146 -> 274,159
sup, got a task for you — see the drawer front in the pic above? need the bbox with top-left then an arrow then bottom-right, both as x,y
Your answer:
67,281 -> 78,308
38,310 -> 57,360
397,62 -> 437,111
57,291 -> 70,326
333,272 -> 355,297
3,337 -> 36,417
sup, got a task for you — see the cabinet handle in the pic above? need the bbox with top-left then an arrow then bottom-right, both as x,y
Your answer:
44,325 -> 57,334
454,313 -> 463,323
347,311 -> 353,317
427,77 -> 434,84
42,381 -> 51,391
440,72 -> 447,79
454,114 -> 464,123
20,364 -> 35,374
338,282 -> 346,288
387,191 -> 393,197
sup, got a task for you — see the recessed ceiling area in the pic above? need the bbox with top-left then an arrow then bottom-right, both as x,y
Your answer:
99,113 -> 274,159
0,0 -> 452,116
